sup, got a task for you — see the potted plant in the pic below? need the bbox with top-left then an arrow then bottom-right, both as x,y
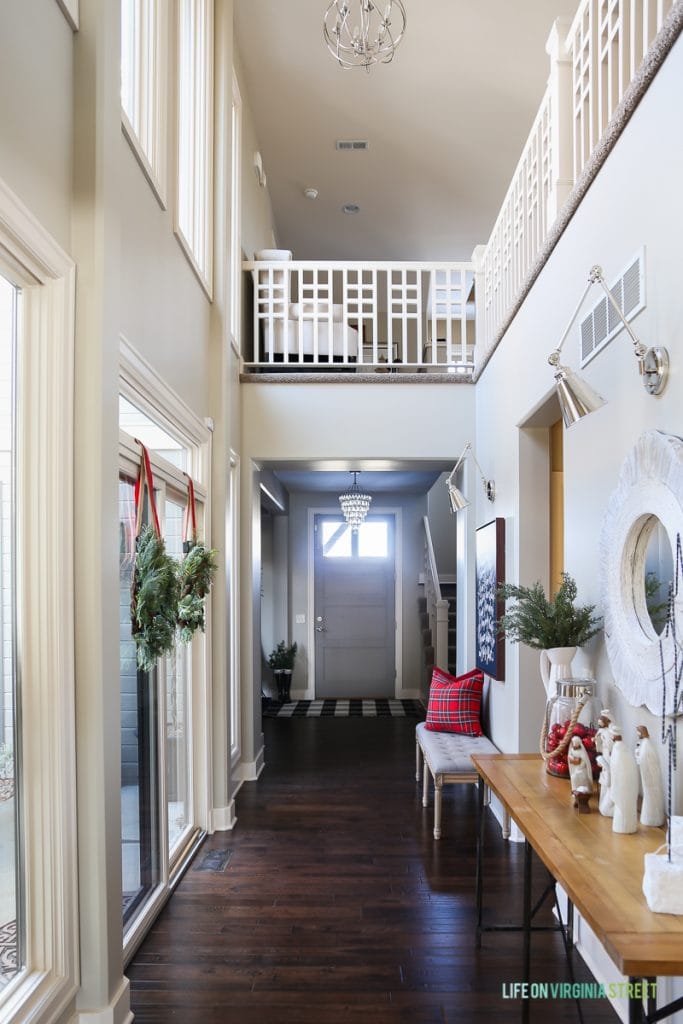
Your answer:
268,641 -> 298,703
498,573 -> 602,779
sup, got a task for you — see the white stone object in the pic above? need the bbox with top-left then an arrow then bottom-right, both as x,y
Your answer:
595,709 -> 614,758
610,732 -> 639,834
643,850 -> 683,915
635,729 -> 666,827
670,817 -> 683,862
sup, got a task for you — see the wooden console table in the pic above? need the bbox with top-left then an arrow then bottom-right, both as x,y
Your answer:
472,753 -> 683,1024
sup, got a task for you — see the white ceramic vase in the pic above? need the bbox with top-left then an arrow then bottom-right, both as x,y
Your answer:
539,646 -> 577,699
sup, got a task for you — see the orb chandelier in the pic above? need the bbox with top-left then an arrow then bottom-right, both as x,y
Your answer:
323,1 -> 407,72
339,472 -> 372,530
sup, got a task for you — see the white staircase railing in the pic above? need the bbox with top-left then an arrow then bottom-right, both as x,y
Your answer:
478,0 -> 678,362
243,260 -> 475,372
422,516 -> 449,674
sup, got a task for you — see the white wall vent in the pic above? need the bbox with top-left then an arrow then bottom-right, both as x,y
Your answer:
579,249 -> 645,367
335,140 -> 369,151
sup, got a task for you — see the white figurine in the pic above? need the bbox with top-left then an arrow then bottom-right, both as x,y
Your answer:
568,735 -> 593,812
635,725 -> 665,827
610,725 -> 639,834
595,709 -> 614,758
596,752 -> 615,817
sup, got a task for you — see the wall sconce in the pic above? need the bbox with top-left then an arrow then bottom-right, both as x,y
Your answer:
446,442 -> 495,513
548,265 -> 669,427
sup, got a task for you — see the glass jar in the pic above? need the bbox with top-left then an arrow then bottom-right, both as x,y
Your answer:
542,679 -> 600,779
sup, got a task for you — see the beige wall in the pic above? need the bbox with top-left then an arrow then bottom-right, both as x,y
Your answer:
0,0 -> 73,250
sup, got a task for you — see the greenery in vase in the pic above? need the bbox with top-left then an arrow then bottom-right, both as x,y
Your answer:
268,640 -> 298,671
497,572 -> 601,650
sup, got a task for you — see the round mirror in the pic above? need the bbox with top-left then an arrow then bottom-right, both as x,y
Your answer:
639,517 -> 674,636
600,431 -> 683,716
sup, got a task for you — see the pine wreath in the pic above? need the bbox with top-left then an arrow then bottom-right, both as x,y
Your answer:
132,524 -> 181,671
177,541 -> 218,643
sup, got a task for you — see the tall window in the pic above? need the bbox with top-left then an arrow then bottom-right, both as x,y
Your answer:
121,0 -> 168,204
176,0 -> 214,294
0,275 -> 20,993
118,391 -> 209,947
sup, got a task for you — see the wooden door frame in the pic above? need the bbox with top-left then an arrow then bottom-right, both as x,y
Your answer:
306,506 -> 403,700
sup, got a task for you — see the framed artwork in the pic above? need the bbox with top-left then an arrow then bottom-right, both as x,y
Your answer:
475,517 -> 505,680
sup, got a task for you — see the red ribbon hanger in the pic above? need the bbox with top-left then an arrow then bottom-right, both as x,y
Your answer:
134,440 -> 162,538
182,473 -> 198,552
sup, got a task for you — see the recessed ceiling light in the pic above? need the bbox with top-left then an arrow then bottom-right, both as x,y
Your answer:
303,187 -> 319,200
342,203 -> 360,215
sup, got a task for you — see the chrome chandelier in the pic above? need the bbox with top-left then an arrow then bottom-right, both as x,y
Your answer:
323,1 -> 407,71
339,472 -> 372,530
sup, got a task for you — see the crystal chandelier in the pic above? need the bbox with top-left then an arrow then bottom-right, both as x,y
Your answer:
323,1 -> 407,72
339,472 -> 372,530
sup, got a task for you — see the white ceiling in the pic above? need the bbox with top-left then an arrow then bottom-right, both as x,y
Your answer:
273,468 -> 443,495
234,0 -> 580,261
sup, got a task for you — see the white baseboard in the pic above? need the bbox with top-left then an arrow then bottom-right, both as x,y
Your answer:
237,744 -> 265,782
488,793 -> 524,842
71,978 -> 132,1024
211,802 -> 237,832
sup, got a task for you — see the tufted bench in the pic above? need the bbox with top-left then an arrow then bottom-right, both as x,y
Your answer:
415,721 -> 511,840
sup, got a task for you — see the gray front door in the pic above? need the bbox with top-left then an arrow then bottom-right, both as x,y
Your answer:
314,514 -> 396,698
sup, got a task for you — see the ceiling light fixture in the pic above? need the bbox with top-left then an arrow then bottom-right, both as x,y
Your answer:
339,472 -> 372,530
548,265 -> 669,427
304,187 -> 319,200
446,442 -> 495,514
323,0 -> 407,72
342,203 -> 360,215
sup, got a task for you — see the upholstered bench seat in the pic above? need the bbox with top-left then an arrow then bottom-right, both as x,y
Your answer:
415,721 -> 510,840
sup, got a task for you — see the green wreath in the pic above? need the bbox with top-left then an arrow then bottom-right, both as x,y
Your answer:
177,541 -> 218,643
131,524 -> 181,671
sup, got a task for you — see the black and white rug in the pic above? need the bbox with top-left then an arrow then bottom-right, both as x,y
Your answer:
263,698 -> 424,718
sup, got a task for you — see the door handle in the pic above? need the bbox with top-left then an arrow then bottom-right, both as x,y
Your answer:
315,625 -> 326,632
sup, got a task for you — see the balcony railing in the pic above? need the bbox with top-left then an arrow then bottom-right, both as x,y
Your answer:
243,0 -> 678,377
478,0 -> 677,362
242,260 -> 475,374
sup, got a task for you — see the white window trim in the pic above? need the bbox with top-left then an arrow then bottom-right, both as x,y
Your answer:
0,180 -> 78,1023
229,73 -> 242,353
229,450 -> 241,768
174,0 -> 214,299
54,0 -> 79,31
118,347 -> 213,958
121,0 -> 169,209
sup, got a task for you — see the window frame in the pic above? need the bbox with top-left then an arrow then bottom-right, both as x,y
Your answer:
175,0 -> 214,297
120,0 -> 169,208
0,179 -> 78,1024
229,72 -> 242,351
119,341 -> 213,961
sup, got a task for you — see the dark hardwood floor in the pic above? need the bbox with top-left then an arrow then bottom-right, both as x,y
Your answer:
128,716 -> 619,1023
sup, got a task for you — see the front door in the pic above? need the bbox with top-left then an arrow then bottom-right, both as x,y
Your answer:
313,514 -> 396,698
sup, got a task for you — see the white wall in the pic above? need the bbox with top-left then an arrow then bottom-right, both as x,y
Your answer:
426,471 -> 457,577
475,33 -> 683,789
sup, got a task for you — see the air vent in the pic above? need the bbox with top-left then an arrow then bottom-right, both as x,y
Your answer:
580,250 -> 645,367
335,140 -> 369,151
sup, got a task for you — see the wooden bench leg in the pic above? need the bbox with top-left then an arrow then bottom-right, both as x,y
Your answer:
422,760 -> 430,807
415,738 -> 421,782
502,810 -> 511,839
434,776 -> 443,839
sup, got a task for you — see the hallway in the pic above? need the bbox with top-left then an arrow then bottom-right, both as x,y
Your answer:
128,715 -> 618,1023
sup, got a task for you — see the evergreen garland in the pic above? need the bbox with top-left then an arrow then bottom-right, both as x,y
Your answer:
132,524 -> 182,671
177,542 -> 218,643
497,572 -> 601,650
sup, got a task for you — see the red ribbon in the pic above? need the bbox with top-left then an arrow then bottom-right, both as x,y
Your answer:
134,440 -> 162,538
182,473 -> 198,548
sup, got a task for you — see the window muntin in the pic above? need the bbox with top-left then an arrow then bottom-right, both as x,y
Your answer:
0,275 -> 21,992
121,0 -> 168,204
176,0 -> 213,293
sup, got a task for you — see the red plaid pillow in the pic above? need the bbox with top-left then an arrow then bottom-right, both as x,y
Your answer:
425,667 -> 484,736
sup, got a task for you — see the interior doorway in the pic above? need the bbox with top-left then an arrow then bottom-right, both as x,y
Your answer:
313,514 -> 396,698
